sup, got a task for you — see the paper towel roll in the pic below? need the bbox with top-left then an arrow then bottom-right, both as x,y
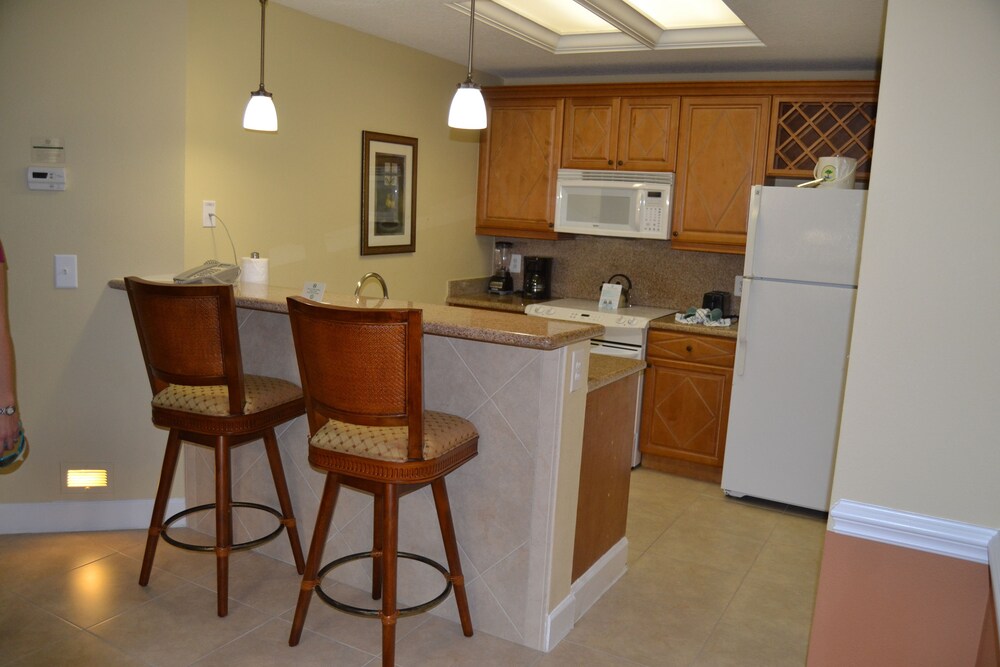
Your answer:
240,256 -> 269,284
238,280 -> 268,298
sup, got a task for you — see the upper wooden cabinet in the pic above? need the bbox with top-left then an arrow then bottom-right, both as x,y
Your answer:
475,82 -> 877,245
670,96 -> 771,253
476,96 -> 564,239
768,90 -> 877,180
561,96 -> 680,172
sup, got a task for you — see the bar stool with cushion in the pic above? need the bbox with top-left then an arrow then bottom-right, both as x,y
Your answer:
285,296 -> 477,666
124,277 -> 306,617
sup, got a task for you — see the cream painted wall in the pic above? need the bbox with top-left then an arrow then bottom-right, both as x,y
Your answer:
185,0 -> 493,301
0,0 -> 492,509
830,0 -> 1000,526
0,1 -> 187,504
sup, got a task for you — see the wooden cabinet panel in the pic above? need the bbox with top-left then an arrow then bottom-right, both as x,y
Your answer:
768,95 -> 877,180
639,330 -> 735,481
562,96 -> 679,171
477,97 -> 564,239
671,96 -> 770,253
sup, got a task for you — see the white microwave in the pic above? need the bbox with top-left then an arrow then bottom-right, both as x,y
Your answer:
554,169 -> 673,240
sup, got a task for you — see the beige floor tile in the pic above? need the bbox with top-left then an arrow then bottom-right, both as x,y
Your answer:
641,518 -> 766,575
110,526 -> 229,583
0,532 -> 118,591
393,615 -> 540,667
536,638 -> 649,666
6,631 -> 146,667
669,495 -> 782,544
193,550 -> 302,616
0,588 -> 84,665
192,617 -> 372,666
18,552 -> 186,629
87,582 -> 271,666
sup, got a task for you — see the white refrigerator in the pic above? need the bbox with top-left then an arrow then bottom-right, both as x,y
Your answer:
721,185 -> 867,512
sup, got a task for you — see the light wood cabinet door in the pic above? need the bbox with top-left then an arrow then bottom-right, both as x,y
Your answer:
562,96 -> 679,171
639,331 -> 736,482
671,96 -> 770,253
477,97 -> 564,239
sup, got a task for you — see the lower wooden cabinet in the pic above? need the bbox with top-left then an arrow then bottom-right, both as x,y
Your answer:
639,330 -> 736,482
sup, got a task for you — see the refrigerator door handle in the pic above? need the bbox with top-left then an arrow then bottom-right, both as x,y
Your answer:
742,186 -> 763,278
735,277 -> 750,376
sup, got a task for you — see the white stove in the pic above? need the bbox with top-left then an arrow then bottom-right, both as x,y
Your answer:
525,298 -> 676,357
525,298 -> 676,467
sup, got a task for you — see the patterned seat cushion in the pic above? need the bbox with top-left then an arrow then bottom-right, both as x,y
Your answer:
310,411 -> 477,462
152,375 -> 302,416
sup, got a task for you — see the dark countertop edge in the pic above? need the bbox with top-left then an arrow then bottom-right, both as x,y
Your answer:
109,279 -> 602,351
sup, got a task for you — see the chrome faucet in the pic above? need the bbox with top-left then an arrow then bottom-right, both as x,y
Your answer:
355,272 -> 388,298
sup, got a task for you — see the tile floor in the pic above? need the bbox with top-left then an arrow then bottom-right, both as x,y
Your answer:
0,469 -> 826,666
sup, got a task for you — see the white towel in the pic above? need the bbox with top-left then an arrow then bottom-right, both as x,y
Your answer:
675,307 -> 732,327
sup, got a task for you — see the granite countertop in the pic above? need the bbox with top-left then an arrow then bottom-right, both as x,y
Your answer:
109,279 -> 602,351
447,292 -> 739,339
587,355 -> 645,392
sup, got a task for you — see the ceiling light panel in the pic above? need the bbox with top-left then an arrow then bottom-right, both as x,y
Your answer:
492,0 -> 617,35
627,0 -> 744,30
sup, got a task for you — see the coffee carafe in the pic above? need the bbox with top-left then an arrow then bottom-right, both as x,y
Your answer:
522,256 -> 553,300
488,241 -> 514,295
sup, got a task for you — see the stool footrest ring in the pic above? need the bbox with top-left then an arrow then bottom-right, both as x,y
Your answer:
161,501 -> 285,552
315,551 -> 453,619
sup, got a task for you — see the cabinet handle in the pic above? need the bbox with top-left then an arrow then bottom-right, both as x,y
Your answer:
608,160 -> 613,165
617,160 -> 623,166
686,345 -> 693,352
672,231 -> 679,237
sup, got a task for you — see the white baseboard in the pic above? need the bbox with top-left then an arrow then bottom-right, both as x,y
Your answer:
0,498 -> 185,535
829,499 -> 997,564
541,538 -> 629,652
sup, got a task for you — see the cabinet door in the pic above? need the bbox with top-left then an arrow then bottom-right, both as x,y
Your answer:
477,97 -> 564,239
639,360 -> 733,468
671,96 -> 770,253
616,96 -> 680,172
562,97 -> 621,170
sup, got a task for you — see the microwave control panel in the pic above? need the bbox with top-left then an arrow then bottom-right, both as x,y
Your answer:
640,190 -> 668,234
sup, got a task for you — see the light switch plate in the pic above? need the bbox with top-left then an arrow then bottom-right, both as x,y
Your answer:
55,254 -> 78,288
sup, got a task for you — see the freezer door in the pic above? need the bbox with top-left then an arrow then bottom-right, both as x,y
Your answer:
723,277 -> 856,511
744,186 -> 867,286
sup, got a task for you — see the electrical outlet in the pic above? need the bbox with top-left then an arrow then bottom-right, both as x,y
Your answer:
510,253 -> 522,273
734,275 -> 743,297
570,349 -> 585,392
202,200 -> 216,228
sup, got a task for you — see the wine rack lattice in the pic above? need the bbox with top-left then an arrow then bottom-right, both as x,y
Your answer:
769,97 -> 877,179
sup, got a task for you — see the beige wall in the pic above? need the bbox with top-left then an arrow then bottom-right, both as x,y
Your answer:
832,0 -> 1000,525
186,0 -> 493,300
0,0 -> 492,508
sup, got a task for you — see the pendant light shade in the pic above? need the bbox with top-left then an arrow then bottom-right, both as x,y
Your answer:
243,0 -> 277,132
448,0 -> 487,129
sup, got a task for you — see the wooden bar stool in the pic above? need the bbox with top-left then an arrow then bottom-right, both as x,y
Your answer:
124,277 -> 306,617
285,297 -> 476,666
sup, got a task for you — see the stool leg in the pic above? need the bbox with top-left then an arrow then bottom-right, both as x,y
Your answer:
432,478 -> 473,637
139,429 -> 182,587
380,483 -> 400,667
371,493 -> 384,600
289,473 -> 341,647
215,437 -> 232,617
262,429 -> 305,574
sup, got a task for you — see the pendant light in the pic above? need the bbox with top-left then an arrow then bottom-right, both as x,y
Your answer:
243,0 -> 277,132
448,0 -> 487,129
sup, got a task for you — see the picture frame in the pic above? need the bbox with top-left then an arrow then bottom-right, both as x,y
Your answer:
361,131 -> 418,255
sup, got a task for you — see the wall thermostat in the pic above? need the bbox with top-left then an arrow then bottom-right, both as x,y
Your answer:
27,166 -> 66,191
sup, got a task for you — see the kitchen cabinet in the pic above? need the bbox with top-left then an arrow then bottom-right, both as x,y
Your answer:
561,96 -> 680,172
476,96 -> 564,239
767,88 -> 877,180
574,371 -> 639,582
670,96 -> 771,254
639,329 -> 736,483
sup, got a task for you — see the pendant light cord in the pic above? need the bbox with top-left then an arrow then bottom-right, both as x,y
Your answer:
464,0 -> 476,82
258,0 -> 267,90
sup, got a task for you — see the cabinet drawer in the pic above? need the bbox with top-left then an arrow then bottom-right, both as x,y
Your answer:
646,330 -> 735,367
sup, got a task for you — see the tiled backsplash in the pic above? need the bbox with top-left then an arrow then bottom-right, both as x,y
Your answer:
498,237 -> 744,312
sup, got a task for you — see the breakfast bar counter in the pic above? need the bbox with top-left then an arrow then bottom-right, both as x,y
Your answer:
110,279 -> 612,652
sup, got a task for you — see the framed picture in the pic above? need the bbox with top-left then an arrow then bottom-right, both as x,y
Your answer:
361,131 -> 418,255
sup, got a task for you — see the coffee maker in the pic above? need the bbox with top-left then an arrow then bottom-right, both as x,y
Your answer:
488,241 -> 514,295
522,256 -> 553,300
